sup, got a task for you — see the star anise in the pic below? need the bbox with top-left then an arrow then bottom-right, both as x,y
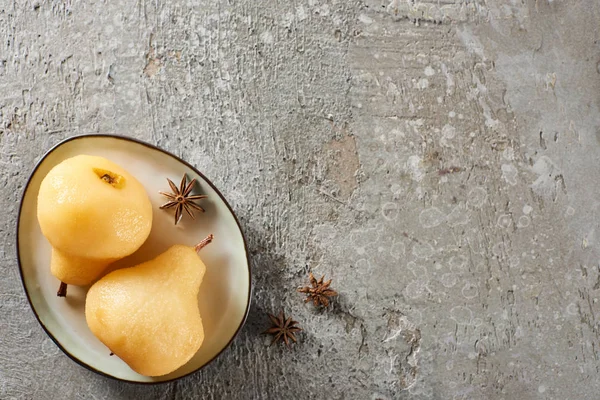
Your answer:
159,174 -> 207,225
298,272 -> 338,307
263,311 -> 302,346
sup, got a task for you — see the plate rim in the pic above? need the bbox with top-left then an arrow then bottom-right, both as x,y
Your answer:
15,133 -> 252,385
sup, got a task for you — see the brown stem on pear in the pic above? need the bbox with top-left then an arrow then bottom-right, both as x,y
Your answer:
195,234 -> 214,252
100,174 -> 114,183
57,282 -> 68,297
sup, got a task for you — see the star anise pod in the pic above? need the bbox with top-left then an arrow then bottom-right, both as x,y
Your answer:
298,272 -> 338,307
263,311 -> 302,346
159,174 -> 207,225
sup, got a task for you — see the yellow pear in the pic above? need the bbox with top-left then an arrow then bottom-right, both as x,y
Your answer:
85,235 -> 213,377
37,155 -> 153,296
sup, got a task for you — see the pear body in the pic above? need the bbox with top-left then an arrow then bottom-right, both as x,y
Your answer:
37,155 -> 152,285
85,245 -> 206,377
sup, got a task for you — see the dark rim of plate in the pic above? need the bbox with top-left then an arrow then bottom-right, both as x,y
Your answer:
15,134 -> 253,385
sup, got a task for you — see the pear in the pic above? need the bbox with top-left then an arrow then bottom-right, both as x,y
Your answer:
85,234 -> 213,377
37,155 -> 153,296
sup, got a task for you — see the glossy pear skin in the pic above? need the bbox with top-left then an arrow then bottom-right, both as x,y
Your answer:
85,245 -> 206,377
37,155 -> 152,285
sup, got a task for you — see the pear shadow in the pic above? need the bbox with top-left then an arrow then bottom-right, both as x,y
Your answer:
232,220 -> 291,340
196,251 -> 233,341
64,288 -> 87,313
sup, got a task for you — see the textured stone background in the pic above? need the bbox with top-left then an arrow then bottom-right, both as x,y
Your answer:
1,0 -> 600,399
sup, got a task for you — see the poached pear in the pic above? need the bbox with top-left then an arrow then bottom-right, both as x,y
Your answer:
85,235 -> 213,377
37,155 -> 153,296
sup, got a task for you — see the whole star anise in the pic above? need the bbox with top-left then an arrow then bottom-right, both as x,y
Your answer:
298,272 -> 338,307
159,174 -> 207,225
263,311 -> 302,346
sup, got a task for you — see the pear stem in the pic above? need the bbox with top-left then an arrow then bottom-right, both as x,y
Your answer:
57,282 -> 67,297
195,234 -> 214,252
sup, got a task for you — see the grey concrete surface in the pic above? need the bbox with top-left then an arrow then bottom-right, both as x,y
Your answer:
1,0 -> 600,399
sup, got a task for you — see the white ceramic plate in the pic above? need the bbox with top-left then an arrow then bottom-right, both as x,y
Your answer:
17,135 -> 251,383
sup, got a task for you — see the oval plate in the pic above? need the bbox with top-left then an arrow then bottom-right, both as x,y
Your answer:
16,134 -> 251,383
